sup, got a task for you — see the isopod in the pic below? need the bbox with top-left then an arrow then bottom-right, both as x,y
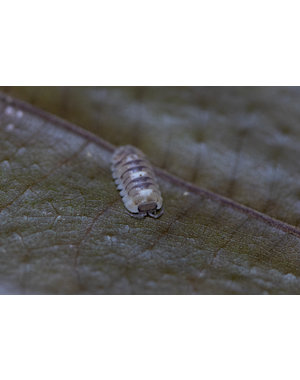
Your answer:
111,145 -> 164,219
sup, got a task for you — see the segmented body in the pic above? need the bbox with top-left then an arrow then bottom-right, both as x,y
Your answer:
111,145 -> 163,218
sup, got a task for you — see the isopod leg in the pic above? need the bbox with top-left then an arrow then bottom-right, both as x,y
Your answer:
126,211 -> 147,219
148,207 -> 164,219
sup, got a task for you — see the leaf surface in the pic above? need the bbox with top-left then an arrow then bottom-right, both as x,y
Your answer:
3,87 -> 300,227
1,91 -> 300,294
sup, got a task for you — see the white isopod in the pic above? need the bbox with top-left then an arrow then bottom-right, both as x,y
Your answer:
111,145 -> 164,219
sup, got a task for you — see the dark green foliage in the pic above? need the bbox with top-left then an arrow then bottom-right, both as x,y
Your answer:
1,89 -> 300,294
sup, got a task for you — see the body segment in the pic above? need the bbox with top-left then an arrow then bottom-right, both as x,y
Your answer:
111,145 -> 163,218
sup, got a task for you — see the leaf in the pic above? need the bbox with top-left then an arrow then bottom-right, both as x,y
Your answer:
1,92 -> 300,294
2,87 -> 300,228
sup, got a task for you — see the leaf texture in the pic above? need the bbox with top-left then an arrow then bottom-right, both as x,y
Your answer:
2,87 -> 300,227
1,91 -> 300,294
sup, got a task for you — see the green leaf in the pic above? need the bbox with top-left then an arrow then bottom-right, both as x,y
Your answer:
1,91 -> 300,294
3,87 -> 300,227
